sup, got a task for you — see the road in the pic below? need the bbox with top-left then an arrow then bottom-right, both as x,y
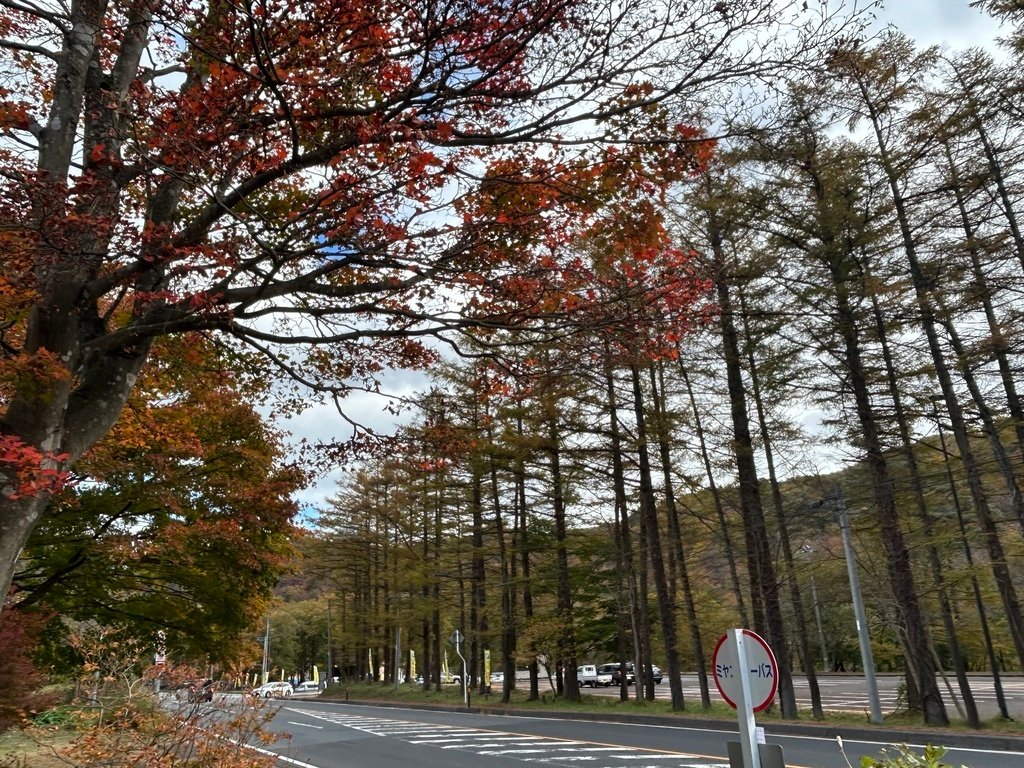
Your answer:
587,673 -> 1024,721
239,700 -> 1024,768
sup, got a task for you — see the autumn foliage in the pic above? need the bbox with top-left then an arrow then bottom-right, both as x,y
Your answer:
0,0 -> 855,603
0,608 -> 53,730
13,335 -> 302,662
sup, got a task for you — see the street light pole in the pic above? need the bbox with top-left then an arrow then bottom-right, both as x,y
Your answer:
834,487 -> 883,725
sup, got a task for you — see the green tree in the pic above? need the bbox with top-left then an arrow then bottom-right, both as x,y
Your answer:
14,339 -> 301,664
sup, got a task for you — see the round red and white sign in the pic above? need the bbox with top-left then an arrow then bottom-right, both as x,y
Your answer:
712,629 -> 778,712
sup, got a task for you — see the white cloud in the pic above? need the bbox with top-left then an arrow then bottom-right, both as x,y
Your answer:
874,0 -> 1002,50
272,367 -> 431,513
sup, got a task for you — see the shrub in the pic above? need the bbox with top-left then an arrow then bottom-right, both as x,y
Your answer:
0,607 -> 56,730
41,625 -> 282,767
838,737 -> 968,768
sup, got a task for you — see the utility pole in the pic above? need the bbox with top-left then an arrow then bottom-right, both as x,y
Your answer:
834,487 -> 883,724
327,600 -> 333,686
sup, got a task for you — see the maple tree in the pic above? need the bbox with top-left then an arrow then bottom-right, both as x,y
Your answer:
0,0 -> 862,607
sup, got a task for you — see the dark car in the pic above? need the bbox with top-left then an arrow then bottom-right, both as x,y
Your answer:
598,662 -> 635,686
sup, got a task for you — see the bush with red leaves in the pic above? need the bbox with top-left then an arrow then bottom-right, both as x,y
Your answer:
0,606 -> 53,730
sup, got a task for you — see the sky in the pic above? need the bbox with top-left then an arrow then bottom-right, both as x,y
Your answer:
875,0 -> 1004,49
278,0 -> 1010,514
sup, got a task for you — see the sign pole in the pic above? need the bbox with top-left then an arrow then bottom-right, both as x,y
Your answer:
713,629 -> 778,768
451,629 -> 468,708
733,629 -> 761,768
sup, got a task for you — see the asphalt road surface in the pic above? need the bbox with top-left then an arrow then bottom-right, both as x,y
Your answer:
587,673 -> 1024,722
242,700 -> 1024,768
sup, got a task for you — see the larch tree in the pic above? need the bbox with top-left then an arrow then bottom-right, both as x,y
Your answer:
0,0 -> 865,608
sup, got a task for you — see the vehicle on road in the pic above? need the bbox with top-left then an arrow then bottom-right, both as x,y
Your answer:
577,664 -> 613,687
175,679 -> 215,703
251,681 -> 293,699
595,663 -> 661,685
598,663 -> 635,686
293,681 -> 322,694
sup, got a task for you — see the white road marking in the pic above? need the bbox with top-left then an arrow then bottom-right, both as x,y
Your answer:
285,709 -> 729,767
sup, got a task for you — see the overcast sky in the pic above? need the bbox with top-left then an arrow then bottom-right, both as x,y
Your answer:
874,0 -> 1003,49
280,0 -> 1009,514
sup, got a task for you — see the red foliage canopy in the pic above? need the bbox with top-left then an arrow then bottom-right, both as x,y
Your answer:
0,0 -> 861,601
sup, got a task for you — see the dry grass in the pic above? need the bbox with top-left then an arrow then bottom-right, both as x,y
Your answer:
0,727 -> 74,768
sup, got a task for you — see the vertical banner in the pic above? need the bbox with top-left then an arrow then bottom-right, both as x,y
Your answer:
368,649 -> 374,679
313,665 -> 319,684
410,650 -> 416,681
484,649 -> 491,683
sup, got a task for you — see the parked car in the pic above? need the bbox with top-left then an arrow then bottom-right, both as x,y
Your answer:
650,664 -> 663,684
293,681 -> 322,694
598,663 -> 634,686
251,681 -> 293,699
576,664 -> 613,687
489,672 -> 504,684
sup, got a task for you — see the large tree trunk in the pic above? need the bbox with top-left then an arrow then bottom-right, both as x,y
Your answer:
650,365 -> 711,709
936,419 -> 1013,719
866,290 -> 980,727
421,475 -> 433,690
2,0 -> 176,609
514,416 -> 541,701
629,364 -> 685,710
544,402 -> 579,701
737,288 -> 824,719
708,216 -> 798,720
603,356 -> 644,703
854,74 -> 1024,676
486,417 -> 516,704
677,362 -> 750,628
825,254 -> 948,725
470,460 -> 487,694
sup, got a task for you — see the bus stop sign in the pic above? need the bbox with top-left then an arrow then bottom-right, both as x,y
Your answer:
712,629 -> 778,712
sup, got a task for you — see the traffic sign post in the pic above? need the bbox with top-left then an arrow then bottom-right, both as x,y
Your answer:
713,629 -> 779,768
450,629 -> 468,708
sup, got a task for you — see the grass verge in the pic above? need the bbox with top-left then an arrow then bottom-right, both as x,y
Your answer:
320,681 -> 1024,736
